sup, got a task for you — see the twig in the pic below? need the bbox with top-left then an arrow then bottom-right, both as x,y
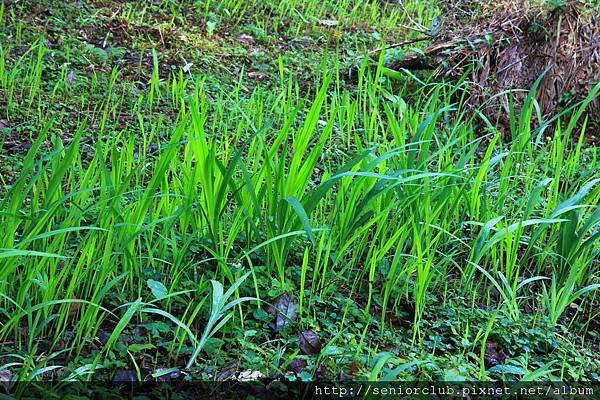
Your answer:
370,36 -> 431,55
397,0 -> 428,32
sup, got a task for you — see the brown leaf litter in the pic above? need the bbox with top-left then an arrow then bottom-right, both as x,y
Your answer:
387,0 -> 600,133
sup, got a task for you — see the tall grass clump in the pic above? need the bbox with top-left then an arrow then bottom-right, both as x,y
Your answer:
0,36 -> 598,381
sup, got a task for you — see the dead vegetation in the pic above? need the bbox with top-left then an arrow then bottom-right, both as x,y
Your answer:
386,0 -> 600,132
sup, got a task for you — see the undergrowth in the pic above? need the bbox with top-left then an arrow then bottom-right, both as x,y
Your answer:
0,0 -> 598,388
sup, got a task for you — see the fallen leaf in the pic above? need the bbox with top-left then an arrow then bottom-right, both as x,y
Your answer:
339,371 -> 354,381
44,39 -> 59,48
216,361 -> 240,381
97,330 -> 110,345
287,358 -> 307,373
349,360 -> 362,373
237,370 -> 264,381
238,34 -> 255,44
112,370 -> 136,382
66,70 -> 76,86
0,369 -> 13,392
315,362 -> 328,378
484,342 -> 508,368
69,301 -> 81,316
267,293 -> 298,331
318,19 -> 338,27
248,71 -> 266,81
299,330 -> 322,355
182,62 -> 193,73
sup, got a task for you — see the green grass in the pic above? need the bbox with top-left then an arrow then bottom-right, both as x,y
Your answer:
0,0 -> 598,388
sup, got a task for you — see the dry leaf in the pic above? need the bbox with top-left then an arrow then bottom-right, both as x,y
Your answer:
299,330 -> 322,355
339,371 -> 355,381
0,369 -> 13,392
287,358 -> 307,373
216,361 -> 240,381
66,70 -> 76,86
238,34 -> 255,44
248,71 -> 266,81
318,19 -> 338,27
182,62 -> 193,73
237,370 -> 264,381
112,370 -> 136,382
484,342 -> 508,368
267,293 -> 298,331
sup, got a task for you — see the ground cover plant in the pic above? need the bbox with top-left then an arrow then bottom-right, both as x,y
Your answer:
0,0 -> 599,394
